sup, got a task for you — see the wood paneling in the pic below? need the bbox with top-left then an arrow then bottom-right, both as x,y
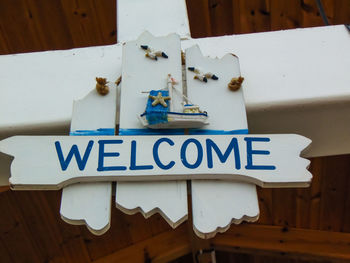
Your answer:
0,0 -> 116,55
0,190 -> 175,263
0,1 -> 350,262
213,224 -> 350,262
185,0 -> 212,37
1,155 -> 349,262
257,155 -> 350,232
270,0 -> 302,30
93,224 -> 190,263
187,0 -> 349,38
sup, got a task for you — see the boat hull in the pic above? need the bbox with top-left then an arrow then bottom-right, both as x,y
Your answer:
139,113 -> 208,129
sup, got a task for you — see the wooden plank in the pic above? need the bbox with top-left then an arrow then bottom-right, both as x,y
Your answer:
208,0 -> 234,36
92,224 -> 191,263
91,0 -> 116,44
308,157 -> 322,230
12,191 -> 69,262
212,224 -> 350,262
270,0 -> 302,30
295,187 -> 311,229
296,157 -> 322,230
272,188 -> 297,227
80,207 -> 132,261
120,212 -> 154,244
184,43 -> 259,242
0,0 -> 44,54
60,85 -> 117,235
0,0 -> 116,55
237,0 -> 271,33
0,192 -> 42,263
342,158 -> 350,232
0,237 -> 12,263
116,32 -> 187,228
0,190 -> 176,263
236,0 -> 253,33
61,235 -> 92,263
118,211 -> 172,245
81,207 -> 170,262
217,251 -> 254,263
186,181 -> 212,262
0,185 -> 9,193
256,188 -> 273,225
0,24 -> 10,55
232,0 -> 242,34
301,0 -> 327,27
21,0 -> 75,51
186,0 -> 212,37
147,213 -> 173,237
1,190 -> 97,263
322,0 -> 335,24
334,0 -> 350,25
319,155 -> 350,232
60,0 -> 114,48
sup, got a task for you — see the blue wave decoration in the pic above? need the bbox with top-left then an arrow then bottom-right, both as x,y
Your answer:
189,129 -> 249,135
119,128 -> 185,136
146,90 -> 170,125
70,128 -> 115,136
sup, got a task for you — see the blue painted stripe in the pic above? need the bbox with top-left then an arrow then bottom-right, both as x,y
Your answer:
167,111 -> 208,116
189,129 -> 249,135
141,111 -> 208,117
70,128 -> 115,136
119,128 -> 185,136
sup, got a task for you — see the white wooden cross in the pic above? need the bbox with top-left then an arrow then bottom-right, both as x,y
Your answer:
0,0 -> 349,238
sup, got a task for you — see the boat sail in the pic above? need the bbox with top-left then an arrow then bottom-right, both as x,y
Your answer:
139,74 -> 209,129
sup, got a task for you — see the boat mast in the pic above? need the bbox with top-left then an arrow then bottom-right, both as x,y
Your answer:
167,74 -> 175,112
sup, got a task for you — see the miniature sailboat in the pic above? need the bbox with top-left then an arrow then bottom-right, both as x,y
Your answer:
139,74 -> 209,129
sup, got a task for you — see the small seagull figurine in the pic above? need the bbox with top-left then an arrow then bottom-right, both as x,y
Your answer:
188,67 -> 218,82
141,45 -> 168,60
149,92 -> 171,107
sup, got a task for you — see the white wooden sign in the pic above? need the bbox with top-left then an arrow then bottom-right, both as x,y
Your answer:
0,30 -> 314,239
0,134 -> 311,190
117,31 -> 188,228
185,44 -> 257,238
60,86 -> 117,235
117,31 -> 255,237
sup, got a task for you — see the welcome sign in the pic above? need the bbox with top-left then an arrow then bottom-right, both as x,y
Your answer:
0,31 -> 314,238
0,134 -> 311,190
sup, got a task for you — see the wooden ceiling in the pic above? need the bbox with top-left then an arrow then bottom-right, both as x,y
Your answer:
1,0 -> 350,262
0,0 -> 349,55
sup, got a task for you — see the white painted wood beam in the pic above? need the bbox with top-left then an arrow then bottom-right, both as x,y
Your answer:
117,0 -> 190,42
181,25 -> 350,158
1,25 -> 349,159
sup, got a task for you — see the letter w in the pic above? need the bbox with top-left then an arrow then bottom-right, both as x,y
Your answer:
206,138 -> 241,169
55,140 -> 94,171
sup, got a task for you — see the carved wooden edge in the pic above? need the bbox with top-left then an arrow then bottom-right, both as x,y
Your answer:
193,214 -> 260,239
116,202 -> 188,229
